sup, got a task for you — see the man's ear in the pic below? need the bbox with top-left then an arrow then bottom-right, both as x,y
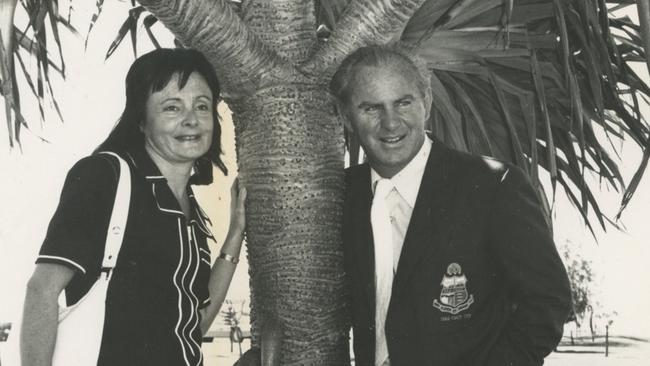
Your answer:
423,85 -> 433,121
334,100 -> 354,133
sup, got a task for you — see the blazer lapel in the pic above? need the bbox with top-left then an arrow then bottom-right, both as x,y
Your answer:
349,165 -> 376,307
392,142 -> 456,294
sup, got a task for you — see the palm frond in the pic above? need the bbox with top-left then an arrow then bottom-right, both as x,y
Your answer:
85,0 -> 106,49
143,14 -> 161,49
2,0 -> 650,233
530,48 -> 557,181
401,0 -> 650,231
105,6 -> 147,60
0,0 -> 19,147
635,0 -> 650,75
0,0 -> 78,147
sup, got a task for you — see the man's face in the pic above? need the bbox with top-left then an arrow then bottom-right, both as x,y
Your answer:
341,62 -> 431,178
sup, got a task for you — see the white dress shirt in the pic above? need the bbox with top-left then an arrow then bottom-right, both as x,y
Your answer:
370,138 -> 432,366
371,137 -> 432,271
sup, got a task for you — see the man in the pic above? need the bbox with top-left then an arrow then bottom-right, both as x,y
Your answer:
331,45 -> 572,366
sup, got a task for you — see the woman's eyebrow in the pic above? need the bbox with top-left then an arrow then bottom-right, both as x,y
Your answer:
159,97 -> 182,103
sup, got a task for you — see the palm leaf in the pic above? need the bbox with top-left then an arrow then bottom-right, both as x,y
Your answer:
400,0 -> 650,231
0,0 -> 76,146
2,0 -> 650,234
85,0 -> 106,49
487,68 -> 528,170
617,137 -> 650,217
438,72 -> 494,155
143,14 -> 161,49
1,35 -> 17,148
13,26 -> 63,74
530,48 -> 558,181
45,0 -> 66,76
0,0 -> 18,147
429,70 -> 467,150
105,6 -> 147,60
635,0 -> 650,75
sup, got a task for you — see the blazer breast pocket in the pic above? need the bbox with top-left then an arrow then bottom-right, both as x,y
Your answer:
420,260 -> 477,333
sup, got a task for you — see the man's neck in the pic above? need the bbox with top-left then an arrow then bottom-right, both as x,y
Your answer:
371,137 -> 431,179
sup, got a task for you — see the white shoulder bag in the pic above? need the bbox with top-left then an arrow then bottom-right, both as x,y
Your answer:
52,152 -> 131,366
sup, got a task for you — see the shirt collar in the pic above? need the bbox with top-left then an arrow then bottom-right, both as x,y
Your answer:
124,146 -> 215,240
371,137 -> 432,208
125,145 -> 208,184
125,145 -> 166,181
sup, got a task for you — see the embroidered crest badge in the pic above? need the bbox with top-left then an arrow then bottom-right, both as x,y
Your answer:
432,263 -> 474,314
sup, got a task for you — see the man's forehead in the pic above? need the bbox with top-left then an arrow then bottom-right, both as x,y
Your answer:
351,60 -> 419,83
347,63 -> 420,97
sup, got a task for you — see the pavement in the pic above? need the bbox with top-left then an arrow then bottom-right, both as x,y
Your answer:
545,336 -> 650,366
202,338 -> 251,365
202,336 -> 650,366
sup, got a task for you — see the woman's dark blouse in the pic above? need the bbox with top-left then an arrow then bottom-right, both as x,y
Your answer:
37,147 -> 214,366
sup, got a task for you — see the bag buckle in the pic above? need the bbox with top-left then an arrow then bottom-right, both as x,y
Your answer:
100,267 -> 113,280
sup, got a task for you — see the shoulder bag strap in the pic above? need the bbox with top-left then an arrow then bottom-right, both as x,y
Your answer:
98,152 -> 131,274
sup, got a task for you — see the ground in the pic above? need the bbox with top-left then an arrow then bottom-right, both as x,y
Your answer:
201,336 -> 650,366
202,338 -> 251,365
546,336 -> 650,366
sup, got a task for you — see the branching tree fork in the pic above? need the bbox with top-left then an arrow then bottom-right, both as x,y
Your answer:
2,0 -> 650,364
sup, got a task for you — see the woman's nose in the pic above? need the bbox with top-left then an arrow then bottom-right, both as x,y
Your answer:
183,110 -> 199,126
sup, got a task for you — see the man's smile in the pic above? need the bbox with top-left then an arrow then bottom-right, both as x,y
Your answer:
379,135 -> 406,144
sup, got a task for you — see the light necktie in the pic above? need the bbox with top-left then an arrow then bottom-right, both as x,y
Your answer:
371,178 -> 394,366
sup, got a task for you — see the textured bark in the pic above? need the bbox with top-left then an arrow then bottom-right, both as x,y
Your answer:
240,0 -> 317,64
138,0 -> 427,363
302,0 -> 426,78
138,0 -> 292,97
230,84 -> 347,364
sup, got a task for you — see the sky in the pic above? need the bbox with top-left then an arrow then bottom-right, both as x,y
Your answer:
1,3 -> 649,362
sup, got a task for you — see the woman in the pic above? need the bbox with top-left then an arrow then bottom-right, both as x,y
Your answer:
21,48 -> 246,366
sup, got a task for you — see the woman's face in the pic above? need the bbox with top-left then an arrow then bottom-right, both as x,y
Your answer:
142,72 -> 214,166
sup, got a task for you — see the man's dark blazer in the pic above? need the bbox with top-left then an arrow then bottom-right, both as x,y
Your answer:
343,140 -> 572,366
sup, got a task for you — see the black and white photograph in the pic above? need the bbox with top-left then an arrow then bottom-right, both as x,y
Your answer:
1,1 -> 649,365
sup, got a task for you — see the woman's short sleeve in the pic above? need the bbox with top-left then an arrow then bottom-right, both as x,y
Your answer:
36,155 -> 119,275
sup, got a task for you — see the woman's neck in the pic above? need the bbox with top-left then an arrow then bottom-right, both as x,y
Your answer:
145,146 -> 193,201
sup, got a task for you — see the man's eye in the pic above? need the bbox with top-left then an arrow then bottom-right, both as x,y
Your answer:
397,100 -> 412,107
163,105 -> 180,112
364,105 -> 379,113
197,104 -> 211,111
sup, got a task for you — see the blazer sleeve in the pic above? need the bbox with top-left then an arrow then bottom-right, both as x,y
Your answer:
485,165 -> 572,366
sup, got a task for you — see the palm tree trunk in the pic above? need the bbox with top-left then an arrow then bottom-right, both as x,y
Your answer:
225,3 -> 350,363
139,0 -> 427,363
229,83 -> 348,365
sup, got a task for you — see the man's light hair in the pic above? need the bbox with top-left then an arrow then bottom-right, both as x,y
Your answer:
329,44 -> 432,105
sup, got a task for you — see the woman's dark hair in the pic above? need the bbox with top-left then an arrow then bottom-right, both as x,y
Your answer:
95,48 -> 227,182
